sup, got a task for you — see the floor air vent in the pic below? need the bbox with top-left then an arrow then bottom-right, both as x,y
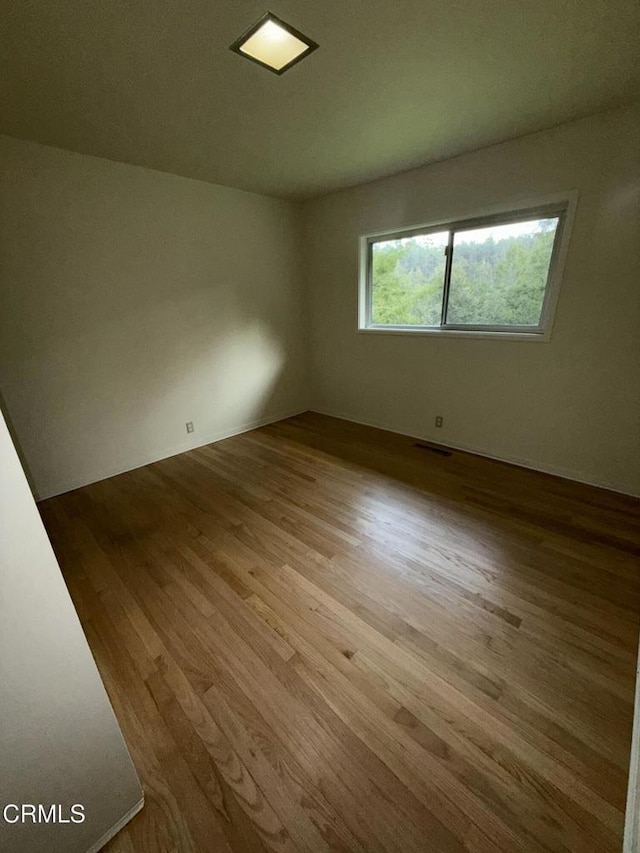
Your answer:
413,442 -> 452,457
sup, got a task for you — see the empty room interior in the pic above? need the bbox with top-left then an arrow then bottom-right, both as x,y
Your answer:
1,1 -> 640,852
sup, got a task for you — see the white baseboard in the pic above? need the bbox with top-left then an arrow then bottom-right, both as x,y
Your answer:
309,407 -> 639,498
85,796 -> 144,853
36,404 -> 637,500
36,407 -> 309,501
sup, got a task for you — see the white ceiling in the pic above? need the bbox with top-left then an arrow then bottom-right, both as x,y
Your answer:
1,0 -> 639,199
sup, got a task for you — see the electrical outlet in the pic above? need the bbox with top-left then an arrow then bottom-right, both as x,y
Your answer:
186,421 -> 194,434
435,415 -> 443,428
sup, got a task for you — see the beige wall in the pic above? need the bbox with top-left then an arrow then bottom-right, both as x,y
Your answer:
1,107 -> 638,499
303,105 -> 640,495
0,406 -> 143,853
0,136 -> 308,499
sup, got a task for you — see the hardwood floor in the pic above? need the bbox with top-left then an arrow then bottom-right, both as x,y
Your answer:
39,412 -> 640,853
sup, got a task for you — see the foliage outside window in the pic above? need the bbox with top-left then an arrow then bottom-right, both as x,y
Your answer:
361,203 -> 569,336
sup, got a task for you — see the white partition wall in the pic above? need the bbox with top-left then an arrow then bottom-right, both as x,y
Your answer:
0,407 -> 143,853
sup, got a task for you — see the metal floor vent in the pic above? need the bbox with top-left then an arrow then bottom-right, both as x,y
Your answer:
413,442 -> 453,457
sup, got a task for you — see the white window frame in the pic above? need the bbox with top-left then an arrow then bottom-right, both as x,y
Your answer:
357,192 -> 578,341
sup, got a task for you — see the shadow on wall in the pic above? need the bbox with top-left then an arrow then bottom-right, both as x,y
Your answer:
3,280 -> 299,498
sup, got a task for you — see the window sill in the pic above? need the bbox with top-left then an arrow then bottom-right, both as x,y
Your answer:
357,327 -> 551,342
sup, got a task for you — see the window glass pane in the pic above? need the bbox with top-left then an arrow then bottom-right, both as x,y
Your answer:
445,218 -> 559,326
371,231 -> 448,326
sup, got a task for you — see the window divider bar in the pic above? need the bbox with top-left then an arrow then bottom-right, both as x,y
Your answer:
440,231 -> 454,326
366,239 -> 374,327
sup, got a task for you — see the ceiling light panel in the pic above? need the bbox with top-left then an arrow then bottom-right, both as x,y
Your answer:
230,12 -> 318,75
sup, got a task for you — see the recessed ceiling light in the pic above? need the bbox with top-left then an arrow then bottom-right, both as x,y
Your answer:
230,12 -> 318,75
